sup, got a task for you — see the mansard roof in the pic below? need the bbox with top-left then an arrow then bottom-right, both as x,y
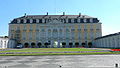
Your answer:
17,15 -> 95,19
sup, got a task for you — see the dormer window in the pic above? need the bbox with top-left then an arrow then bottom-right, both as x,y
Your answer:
33,19 -> 36,23
74,19 -> 78,23
11,19 -> 17,23
39,19 -> 42,23
20,19 -> 24,23
26,19 -> 30,23
80,18 -> 84,23
86,18 -> 90,23
64,19 -> 66,23
45,19 -> 47,23
93,18 -> 99,23
68,19 -> 71,23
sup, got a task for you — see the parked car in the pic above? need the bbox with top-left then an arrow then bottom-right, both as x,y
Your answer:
16,44 -> 23,48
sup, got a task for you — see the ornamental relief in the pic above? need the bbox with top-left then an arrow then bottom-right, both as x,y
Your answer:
47,19 -> 64,24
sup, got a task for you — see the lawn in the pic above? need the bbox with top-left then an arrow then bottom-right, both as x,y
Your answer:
0,48 -> 103,53
0,52 -> 119,56
0,48 -> 118,56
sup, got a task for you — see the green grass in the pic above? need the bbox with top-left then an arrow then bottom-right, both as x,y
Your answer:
0,48 -> 102,53
0,52 -> 119,56
0,48 -> 118,56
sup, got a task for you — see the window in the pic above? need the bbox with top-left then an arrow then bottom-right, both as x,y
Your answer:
48,29 -> 51,32
26,19 -> 30,23
64,19 -> 66,23
59,29 -> 62,32
61,19 -> 63,22
80,19 -> 84,23
96,29 -> 100,31
41,29 -> 45,32
74,19 -> 78,23
66,29 -> 69,32
20,19 -> 24,23
84,29 -> 87,31
1,40 -> 3,45
90,29 -> 94,31
71,29 -> 75,32
33,19 -> 36,23
45,19 -> 47,23
93,18 -> 99,23
4,41 -> 6,47
77,29 -> 81,31
53,29 -> 57,32
86,18 -> 90,23
39,19 -> 42,23
11,19 -> 17,23
68,19 -> 71,23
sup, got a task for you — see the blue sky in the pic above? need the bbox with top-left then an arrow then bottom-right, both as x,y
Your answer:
0,0 -> 120,36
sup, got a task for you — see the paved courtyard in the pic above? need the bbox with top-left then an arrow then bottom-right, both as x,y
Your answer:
0,55 -> 120,68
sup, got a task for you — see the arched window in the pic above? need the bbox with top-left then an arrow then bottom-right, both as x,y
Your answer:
11,19 -> 17,23
59,29 -> 62,32
26,19 -> 30,23
74,19 -> 78,23
64,19 -> 66,23
39,19 -> 42,23
80,19 -> 84,23
86,18 -> 90,23
48,29 -> 51,32
53,29 -> 58,32
93,18 -> 99,23
33,19 -> 36,23
68,19 -> 71,23
20,19 -> 24,23
45,19 -> 47,23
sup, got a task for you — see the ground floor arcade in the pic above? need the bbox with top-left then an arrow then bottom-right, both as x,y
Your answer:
19,40 -> 93,48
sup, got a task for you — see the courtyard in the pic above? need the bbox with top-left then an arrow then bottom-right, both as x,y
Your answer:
0,55 -> 120,68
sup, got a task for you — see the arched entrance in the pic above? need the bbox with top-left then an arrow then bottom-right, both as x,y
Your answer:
24,43 -> 29,48
62,42 -> 66,48
53,41 -> 58,48
37,42 -> 42,48
44,42 -> 49,48
31,43 -> 36,48
81,42 -> 86,47
69,42 -> 73,48
88,42 -> 92,48
75,42 -> 79,48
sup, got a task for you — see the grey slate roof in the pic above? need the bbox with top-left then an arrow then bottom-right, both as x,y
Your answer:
17,15 -> 95,19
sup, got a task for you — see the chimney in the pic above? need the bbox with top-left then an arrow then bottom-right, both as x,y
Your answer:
24,13 -> 27,16
63,12 -> 65,16
79,13 -> 81,17
47,12 -> 48,15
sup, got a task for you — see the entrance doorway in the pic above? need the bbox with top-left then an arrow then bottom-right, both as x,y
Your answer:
31,43 -> 36,48
69,42 -> 73,48
62,42 -> 66,48
37,42 -> 42,48
24,43 -> 29,48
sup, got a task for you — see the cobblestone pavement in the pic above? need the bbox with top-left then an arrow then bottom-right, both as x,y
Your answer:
0,55 -> 120,68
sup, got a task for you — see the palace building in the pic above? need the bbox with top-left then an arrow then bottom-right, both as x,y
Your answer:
9,13 -> 102,48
